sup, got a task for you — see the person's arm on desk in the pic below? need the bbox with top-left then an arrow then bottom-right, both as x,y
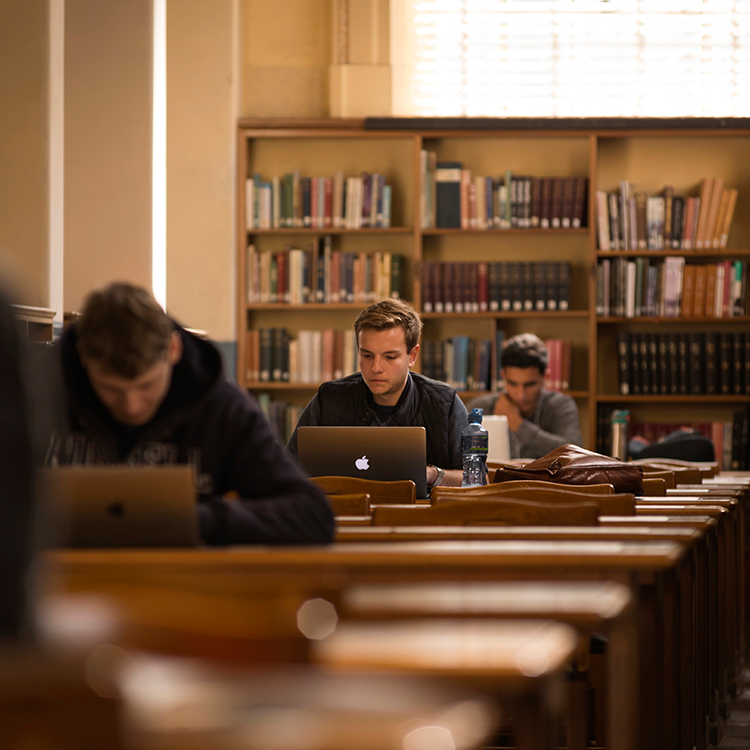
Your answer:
495,392 -> 582,459
196,385 -> 334,546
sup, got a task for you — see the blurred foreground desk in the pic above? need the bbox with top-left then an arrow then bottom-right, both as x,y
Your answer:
49,540 -> 686,750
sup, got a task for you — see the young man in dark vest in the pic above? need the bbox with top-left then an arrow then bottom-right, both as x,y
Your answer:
286,299 -> 468,491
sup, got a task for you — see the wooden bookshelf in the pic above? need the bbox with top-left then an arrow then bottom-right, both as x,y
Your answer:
237,118 -> 750,451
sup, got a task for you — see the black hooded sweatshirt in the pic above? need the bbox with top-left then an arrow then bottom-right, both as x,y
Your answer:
46,324 -> 334,546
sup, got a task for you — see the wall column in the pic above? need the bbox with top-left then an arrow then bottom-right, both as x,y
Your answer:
329,0 -> 392,117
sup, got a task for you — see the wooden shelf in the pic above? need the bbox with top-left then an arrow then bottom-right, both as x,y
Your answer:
597,395 -> 750,404
247,227 -> 413,235
598,316 -> 750,324
422,310 -> 589,320
246,382 -> 325,390
422,227 -> 589,236
237,118 -> 750,449
460,390 -> 589,400
596,249 -> 750,258
247,303 -> 366,311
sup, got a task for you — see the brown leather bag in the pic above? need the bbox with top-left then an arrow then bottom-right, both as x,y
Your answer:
492,444 -> 644,495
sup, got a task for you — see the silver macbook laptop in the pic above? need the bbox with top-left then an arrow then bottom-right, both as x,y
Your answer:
297,426 -> 428,499
42,465 -> 199,548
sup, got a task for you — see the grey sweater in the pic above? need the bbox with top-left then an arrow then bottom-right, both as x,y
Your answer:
467,389 -> 583,459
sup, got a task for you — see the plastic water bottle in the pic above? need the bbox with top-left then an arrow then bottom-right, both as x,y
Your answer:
461,408 -> 489,487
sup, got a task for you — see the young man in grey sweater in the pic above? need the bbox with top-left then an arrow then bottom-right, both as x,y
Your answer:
467,333 -> 582,459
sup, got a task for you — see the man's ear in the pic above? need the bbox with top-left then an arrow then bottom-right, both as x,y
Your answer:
408,343 -> 419,367
168,331 -> 183,365
543,367 -> 551,378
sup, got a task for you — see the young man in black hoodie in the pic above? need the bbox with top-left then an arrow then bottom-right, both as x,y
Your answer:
45,282 -> 334,546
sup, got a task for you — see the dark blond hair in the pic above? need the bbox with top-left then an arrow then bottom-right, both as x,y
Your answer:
354,299 -> 423,352
76,282 -> 174,378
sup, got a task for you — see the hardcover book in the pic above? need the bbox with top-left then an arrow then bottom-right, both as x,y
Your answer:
435,161 -> 462,228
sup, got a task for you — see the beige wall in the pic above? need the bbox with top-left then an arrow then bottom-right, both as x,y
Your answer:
166,0 -> 236,339
0,0 -> 50,305
241,0 -> 331,117
64,0 -> 153,313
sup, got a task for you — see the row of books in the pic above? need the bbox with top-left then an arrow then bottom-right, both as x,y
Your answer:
245,171 -> 393,230
246,239 -> 404,305
594,408 -> 749,470
597,258 -> 748,319
617,331 -> 750,397
596,178 -> 738,251
420,332 -> 572,393
422,261 -> 571,314
420,152 -> 588,231
245,328 -> 358,384
256,394 -> 301,446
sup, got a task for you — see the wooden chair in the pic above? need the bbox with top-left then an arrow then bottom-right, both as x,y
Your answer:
632,457 -> 718,479
638,462 -> 703,485
481,479 -> 615,495
431,483 -> 635,515
372,498 -> 600,526
637,468 -> 676,489
312,476 -> 417,504
326,493 -> 371,516
641,477 -> 668,496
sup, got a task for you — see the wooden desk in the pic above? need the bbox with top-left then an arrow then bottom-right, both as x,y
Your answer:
315,618 -> 577,750
51,540 -> 686,750
337,580 -> 632,750
121,660 -> 499,750
334,524 -> 702,750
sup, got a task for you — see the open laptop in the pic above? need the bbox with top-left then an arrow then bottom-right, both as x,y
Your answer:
297,426 -> 428,499
42,465 -> 199,548
483,415 -> 511,463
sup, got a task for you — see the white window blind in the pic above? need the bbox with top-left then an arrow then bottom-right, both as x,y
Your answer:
390,0 -> 750,117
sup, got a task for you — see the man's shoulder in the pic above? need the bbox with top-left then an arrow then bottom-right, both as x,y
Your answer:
410,371 -> 458,399
540,388 -> 577,408
318,372 -> 362,392
317,373 -> 363,403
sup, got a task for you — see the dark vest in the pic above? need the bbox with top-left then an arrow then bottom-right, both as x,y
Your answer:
314,372 -> 458,468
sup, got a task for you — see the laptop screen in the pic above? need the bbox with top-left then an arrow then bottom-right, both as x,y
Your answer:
297,426 -> 428,499
41,465 -> 199,548
483,415 -> 511,463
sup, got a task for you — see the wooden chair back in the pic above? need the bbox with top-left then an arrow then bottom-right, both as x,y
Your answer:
637,469 -> 676,489
431,485 -> 635,516
372,498 -> 600,527
327,493 -> 371,516
636,463 -> 702,485
312,476 -> 416,504
640,477 -> 667,496
444,480 -> 615,498
632,457 -> 718,478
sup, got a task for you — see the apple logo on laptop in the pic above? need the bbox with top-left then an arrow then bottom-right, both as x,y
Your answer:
355,455 -> 369,471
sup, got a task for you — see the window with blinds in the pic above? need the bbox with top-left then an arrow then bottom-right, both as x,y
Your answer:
390,0 -> 750,117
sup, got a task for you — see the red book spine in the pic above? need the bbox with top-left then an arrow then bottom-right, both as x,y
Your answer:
324,177 -> 333,227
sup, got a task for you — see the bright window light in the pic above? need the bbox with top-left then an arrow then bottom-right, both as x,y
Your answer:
392,0 -> 750,117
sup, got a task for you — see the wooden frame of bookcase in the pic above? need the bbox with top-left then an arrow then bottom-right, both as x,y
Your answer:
237,118 -> 750,451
